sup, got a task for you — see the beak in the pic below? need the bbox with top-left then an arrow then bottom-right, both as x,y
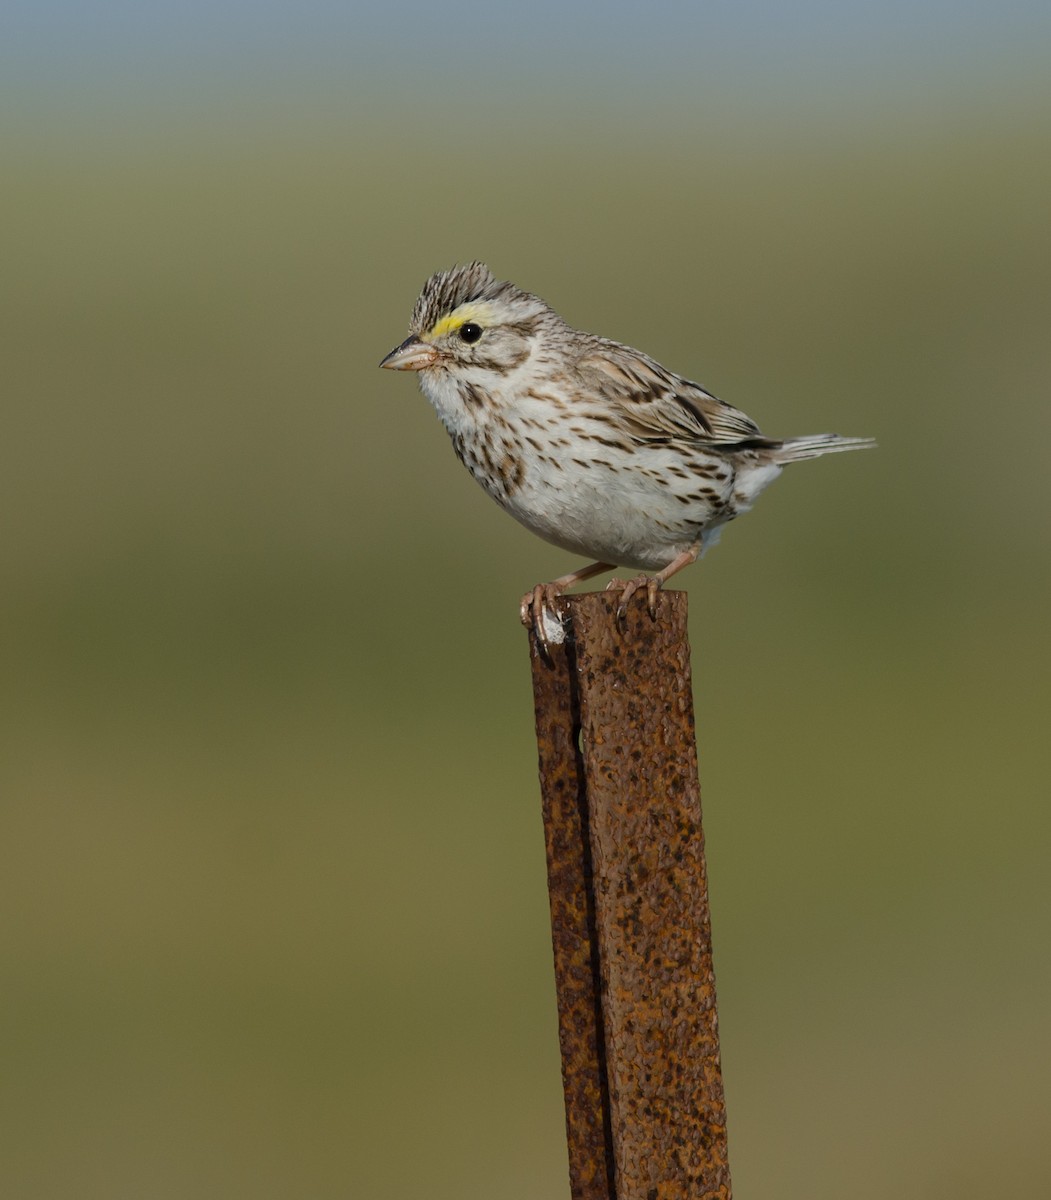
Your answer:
379,336 -> 439,371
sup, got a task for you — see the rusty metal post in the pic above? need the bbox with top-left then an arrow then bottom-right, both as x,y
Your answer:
529,591 -> 731,1200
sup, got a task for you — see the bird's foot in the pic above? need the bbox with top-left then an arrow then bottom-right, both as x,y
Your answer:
521,561 -> 616,659
520,582 -> 569,659
606,546 -> 700,625
607,575 -> 661,622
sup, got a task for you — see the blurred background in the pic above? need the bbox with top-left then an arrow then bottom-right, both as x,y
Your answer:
3,2 -> 1050,1196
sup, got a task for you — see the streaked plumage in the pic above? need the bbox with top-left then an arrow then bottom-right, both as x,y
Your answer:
380,262 -> 874,636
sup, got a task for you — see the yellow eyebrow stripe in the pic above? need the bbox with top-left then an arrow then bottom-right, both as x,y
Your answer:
425,302 -> 493,342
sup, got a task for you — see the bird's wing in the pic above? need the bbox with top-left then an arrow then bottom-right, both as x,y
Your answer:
576,341 -> 767,446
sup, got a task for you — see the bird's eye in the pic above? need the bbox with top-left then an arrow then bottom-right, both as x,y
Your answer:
459,322 -> 483,344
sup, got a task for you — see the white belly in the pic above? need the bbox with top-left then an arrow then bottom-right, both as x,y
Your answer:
419,368 -> 777,573
497,437 -> 743,572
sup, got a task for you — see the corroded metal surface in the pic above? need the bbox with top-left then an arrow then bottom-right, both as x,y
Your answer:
530,626 -> 616,1200
574,592 -> 730,1199
529,592 -> 731,1200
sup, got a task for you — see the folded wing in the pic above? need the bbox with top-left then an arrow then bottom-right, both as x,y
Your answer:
576,340 -> 771,448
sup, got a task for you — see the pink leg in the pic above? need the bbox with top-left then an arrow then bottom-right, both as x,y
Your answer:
610,544 -> 701,620
520,560 -> 617,632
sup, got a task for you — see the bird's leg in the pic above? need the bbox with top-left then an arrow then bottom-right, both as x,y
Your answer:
611,544 -> 701,621
521,561 -> 616,656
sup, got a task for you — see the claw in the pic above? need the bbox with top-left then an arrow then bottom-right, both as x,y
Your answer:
521,583 -> 565,661
533,586 -> 550,659
615,574 -> 662,622
520,584 -> 548,659
521,561 -> 618,656
604,578 -> 628,627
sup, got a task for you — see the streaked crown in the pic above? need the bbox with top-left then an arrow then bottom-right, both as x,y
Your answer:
409,262 -> 550,340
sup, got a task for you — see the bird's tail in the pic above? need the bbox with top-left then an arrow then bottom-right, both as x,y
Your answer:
773,433 -> 876,463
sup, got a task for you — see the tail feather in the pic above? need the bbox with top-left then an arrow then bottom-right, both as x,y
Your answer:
774,433 -> 876,463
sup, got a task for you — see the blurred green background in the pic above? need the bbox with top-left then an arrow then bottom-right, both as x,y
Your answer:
3,4 -> 1050,1197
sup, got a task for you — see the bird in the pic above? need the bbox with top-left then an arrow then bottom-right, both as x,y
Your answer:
380,261 -> 874,644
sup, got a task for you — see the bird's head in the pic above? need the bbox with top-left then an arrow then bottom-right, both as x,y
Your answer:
379,262 -> 554,379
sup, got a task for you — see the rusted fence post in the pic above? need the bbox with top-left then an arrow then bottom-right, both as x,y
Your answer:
529,590 -> 731,1200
